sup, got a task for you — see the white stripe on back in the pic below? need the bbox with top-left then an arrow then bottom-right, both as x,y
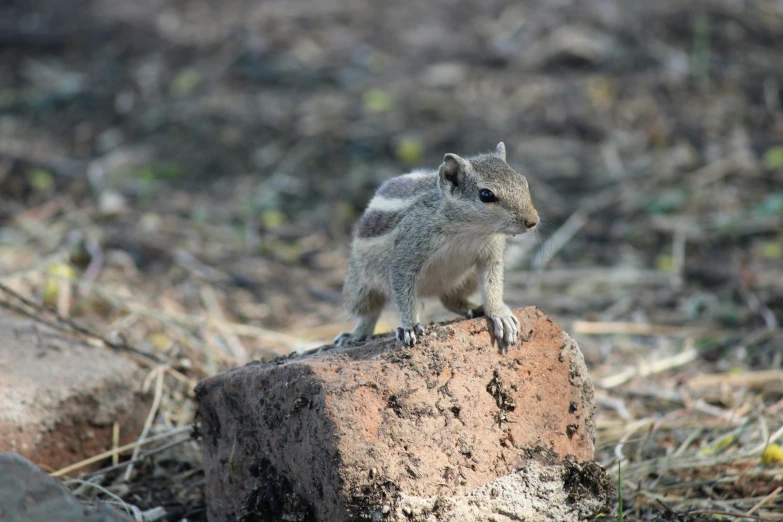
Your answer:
367,196 -> 414,212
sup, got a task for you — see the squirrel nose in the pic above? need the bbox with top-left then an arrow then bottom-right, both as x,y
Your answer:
524,219 -> 538,229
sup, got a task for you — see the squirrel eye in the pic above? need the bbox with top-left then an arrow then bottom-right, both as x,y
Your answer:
479,188 -> 498,203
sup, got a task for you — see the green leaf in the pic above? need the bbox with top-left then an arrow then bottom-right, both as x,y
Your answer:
758,240 -> 782,259
753,192 -> 783,218
363,88 -> 393,113
170,67 -> 201,96
694,336 -> 719,350
618,461 -> 623,522
261,209 -> 287,229
763,146 -> 783,169
656,254 -> 674,273
716,301 -> 742,327
699,433 -> 736,456
644,188 -> 688,215
27,169 -> 55,193
691,12 -> 711,90
395,137 -> 424,165
135,163 -> 182,182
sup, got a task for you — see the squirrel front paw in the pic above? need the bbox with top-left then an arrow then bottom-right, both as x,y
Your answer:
395,323 -> 424,347
486,309 -> 520,348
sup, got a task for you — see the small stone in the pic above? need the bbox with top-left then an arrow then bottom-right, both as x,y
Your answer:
421,62 -> 467,87
98,190 -> 128,216
96,127 -> 125,154
0,453 -> 132,521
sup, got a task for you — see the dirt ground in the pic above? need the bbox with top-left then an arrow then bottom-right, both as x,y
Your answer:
1,0 -> 782,520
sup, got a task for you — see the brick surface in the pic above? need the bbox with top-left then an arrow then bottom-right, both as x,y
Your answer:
0,315 -> 150,472
196,307 -> 603,521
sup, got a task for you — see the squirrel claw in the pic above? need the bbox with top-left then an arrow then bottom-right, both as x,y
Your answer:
334,332 -> 371,347
487,311 -> 520,349
334,332 -> 352,346
396,323 -> 424,346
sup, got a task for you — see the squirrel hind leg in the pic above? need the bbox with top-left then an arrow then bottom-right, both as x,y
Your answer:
439,274 -> 483,318
334,309 -> 382,346
440,294 -> 484,318
334,288 -> 386,346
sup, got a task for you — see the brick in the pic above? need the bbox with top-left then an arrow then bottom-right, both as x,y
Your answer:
0,315 -> 150,472
196,307 -> 608,521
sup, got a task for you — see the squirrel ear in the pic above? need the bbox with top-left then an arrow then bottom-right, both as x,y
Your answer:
440,153 -> 468,188
496,142 -> 506,161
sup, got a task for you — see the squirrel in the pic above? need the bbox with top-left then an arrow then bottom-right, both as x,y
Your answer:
335,142 -> 539,348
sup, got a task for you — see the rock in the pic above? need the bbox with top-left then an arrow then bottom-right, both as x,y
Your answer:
523,26 -> 617,69
196,307 -> 609,522
0,314 -> 150,472
421,62 -> 468,88
98,190 -> 129,216
0,452 -> 133,522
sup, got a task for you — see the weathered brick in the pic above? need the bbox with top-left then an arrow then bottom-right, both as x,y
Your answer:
196,307 -> 606,521
0,315 -> 150,472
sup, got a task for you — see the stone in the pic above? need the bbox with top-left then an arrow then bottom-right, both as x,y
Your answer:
0,314 -> 150,472
0,452 -> 132,522
196,307 -> 609,521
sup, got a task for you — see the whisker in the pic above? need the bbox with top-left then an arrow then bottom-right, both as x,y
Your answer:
531,219 -> 556,271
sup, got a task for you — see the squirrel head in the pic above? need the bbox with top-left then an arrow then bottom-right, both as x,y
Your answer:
438,142 -> 539,235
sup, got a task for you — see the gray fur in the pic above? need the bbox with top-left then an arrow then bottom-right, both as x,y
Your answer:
376,172 -> 435,198
356,210 -> 403,238
496,142 -> 506,161
336,141 -> 539,348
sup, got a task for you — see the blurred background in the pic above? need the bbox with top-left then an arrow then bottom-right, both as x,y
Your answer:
1,0 -> 782,519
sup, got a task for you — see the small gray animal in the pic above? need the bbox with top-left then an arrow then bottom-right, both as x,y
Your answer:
335,142 -> 539,348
